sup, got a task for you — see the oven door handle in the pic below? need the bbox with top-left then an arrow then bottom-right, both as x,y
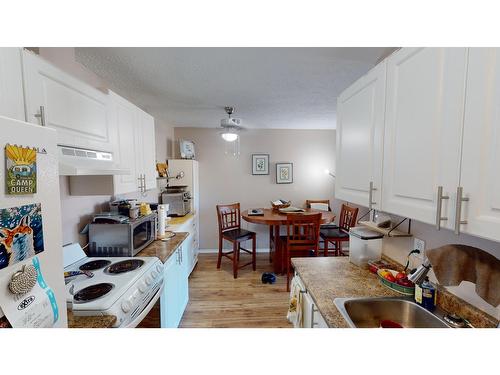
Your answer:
124,284 -> 164,328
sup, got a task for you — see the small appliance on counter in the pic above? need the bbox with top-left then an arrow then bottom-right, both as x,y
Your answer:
63,243 -> 163,328
161,185 -> 191,217
348,227 -> 384,268
88,212 -> 157,257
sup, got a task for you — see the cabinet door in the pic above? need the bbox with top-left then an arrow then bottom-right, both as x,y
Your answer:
301,291 -> 314,328
140,111 -> 157,190
0,48 -> 25,121
335,61 -> 386,208
160,255 -> 180,328
178,245 -> 189,313
111,92 -> 140,194
22,50 -> 113,151
459,48 -> 500,241
381,48 -> 467,227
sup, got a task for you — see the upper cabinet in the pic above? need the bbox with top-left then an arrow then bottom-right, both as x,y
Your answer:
0,48 -> 25,121
335,60 -> 386,209
381,48 -> 468,228
336,47 -> 500,242
459,48 -> 500,241
110,91 -> 156,195
21,50 -> 114,152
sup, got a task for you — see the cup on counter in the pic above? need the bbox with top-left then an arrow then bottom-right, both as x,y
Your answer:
129,206 -> 140,220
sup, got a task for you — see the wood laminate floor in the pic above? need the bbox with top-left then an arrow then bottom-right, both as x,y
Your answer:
138,253 -> 292,328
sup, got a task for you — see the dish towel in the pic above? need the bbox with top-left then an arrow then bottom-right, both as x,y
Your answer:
287,276 -> 303,327
425,244 -> 500,307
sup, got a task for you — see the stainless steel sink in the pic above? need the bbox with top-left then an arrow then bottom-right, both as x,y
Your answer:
334,297 -> 450,328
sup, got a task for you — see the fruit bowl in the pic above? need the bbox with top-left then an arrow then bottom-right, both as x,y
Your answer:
377,269 -> 415,296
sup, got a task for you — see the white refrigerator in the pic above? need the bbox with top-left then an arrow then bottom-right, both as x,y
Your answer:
0,116 -> 67,327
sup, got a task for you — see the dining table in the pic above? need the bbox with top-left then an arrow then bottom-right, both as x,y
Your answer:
241,208 -> 336,274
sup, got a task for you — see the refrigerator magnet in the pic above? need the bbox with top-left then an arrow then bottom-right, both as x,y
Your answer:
5,144 -> 37,195
0,203 -> 45,270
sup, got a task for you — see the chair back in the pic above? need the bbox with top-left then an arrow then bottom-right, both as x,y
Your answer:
305,199 -> 331,211
285,213 -> 322,252
216,203 -> 241,233
338,204 -> 359,232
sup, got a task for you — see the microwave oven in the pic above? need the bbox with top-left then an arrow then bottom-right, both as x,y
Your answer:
88,212 -> 157,257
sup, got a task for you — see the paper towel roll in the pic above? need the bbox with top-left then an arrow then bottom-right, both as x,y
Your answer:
158,205 -> 166,237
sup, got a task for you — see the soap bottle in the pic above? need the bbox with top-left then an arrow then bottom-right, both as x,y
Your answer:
415,277 -> 437,311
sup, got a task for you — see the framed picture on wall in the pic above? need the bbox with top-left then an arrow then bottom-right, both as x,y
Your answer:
179,139 -> 196,159
276,162 -> 293,184
252,154 -> 269,175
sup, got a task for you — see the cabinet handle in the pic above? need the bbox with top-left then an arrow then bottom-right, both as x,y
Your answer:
311,305 -> 319,328
34,105 -> 46,126
435,186 -> 449,230
142,174 -> 147,192
369,181 -> 377,210
454,187 -> 469,235
138,175 -> 143,191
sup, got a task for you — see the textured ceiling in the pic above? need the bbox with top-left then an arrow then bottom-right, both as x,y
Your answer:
75,47 -> 396,129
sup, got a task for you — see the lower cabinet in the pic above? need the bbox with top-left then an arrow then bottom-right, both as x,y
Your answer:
160,242 -> 189,328
296,275 -> 328,328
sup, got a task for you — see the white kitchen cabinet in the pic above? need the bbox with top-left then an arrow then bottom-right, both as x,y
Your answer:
335,60 -> 386,209
381,48 -> 468,227
110,91 -> 157,195
22,50 -> 113,152
167,159 -> 200,273
295,275 -> 328,328
168,216 -> 199,275
458,48 -> 500,241
137,110 -> 157,191
160,242 -> 189,328
0,48 -> 25,121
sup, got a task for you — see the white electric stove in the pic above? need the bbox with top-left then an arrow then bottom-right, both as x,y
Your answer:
63,243 -> 163,328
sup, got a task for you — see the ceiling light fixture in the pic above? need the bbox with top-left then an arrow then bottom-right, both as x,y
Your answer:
220,106 -> 242,143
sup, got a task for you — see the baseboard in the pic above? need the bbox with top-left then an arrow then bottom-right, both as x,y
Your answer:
198,248 -> 270,254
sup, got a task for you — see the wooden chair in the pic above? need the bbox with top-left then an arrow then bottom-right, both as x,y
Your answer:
283,213 -> 322,291
216,203 -> 257,278
320,204 -> 358,256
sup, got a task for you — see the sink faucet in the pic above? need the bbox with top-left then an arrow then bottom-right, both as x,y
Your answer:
408,258 -> 432,285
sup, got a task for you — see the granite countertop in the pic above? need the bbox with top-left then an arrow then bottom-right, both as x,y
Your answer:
67,310 -> 116,328
135,232 -> 189,263
292,257 -> 499,328
292,257 -> 399,327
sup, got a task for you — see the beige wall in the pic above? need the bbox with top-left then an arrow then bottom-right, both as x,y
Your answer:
174,127 -> 336,250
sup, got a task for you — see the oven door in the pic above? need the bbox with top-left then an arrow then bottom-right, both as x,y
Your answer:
131,216 -> 156,255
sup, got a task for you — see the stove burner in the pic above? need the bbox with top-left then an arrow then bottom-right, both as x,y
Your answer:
79,259 -> 112,271
105,259 -> 144,274
74,283 -> 114,303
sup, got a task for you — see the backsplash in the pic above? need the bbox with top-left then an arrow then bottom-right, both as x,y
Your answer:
59,176 -> 160,246
382,220 -> 500,320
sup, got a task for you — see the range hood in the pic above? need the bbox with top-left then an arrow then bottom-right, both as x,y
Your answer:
58,145 -> 130,176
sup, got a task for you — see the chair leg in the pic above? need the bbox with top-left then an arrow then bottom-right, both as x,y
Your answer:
286,246 -> 291,292
324,239 -> 328,257
269,226 -> 273,263
232,241 -> 239,279
217,236 -> 223,269
252,235 -> 256,271
335,241 -> 340,256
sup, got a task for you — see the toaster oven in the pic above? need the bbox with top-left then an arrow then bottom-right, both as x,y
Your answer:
161,191 -> 191,216
88,213 -> 157,257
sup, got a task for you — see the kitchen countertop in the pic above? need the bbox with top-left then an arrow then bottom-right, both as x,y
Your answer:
167,214 -> 194,227
292,256 -> 499,328
67,310 -> 116,328
136,232 -> 189,263
292,257 -> 399,327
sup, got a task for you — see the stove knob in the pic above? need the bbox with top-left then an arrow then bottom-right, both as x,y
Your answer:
145,275 -> 152,285
121,300 -> 132,313
151,270 -> 158,279
138,281 -> 148,293
156,264 -> 163,273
